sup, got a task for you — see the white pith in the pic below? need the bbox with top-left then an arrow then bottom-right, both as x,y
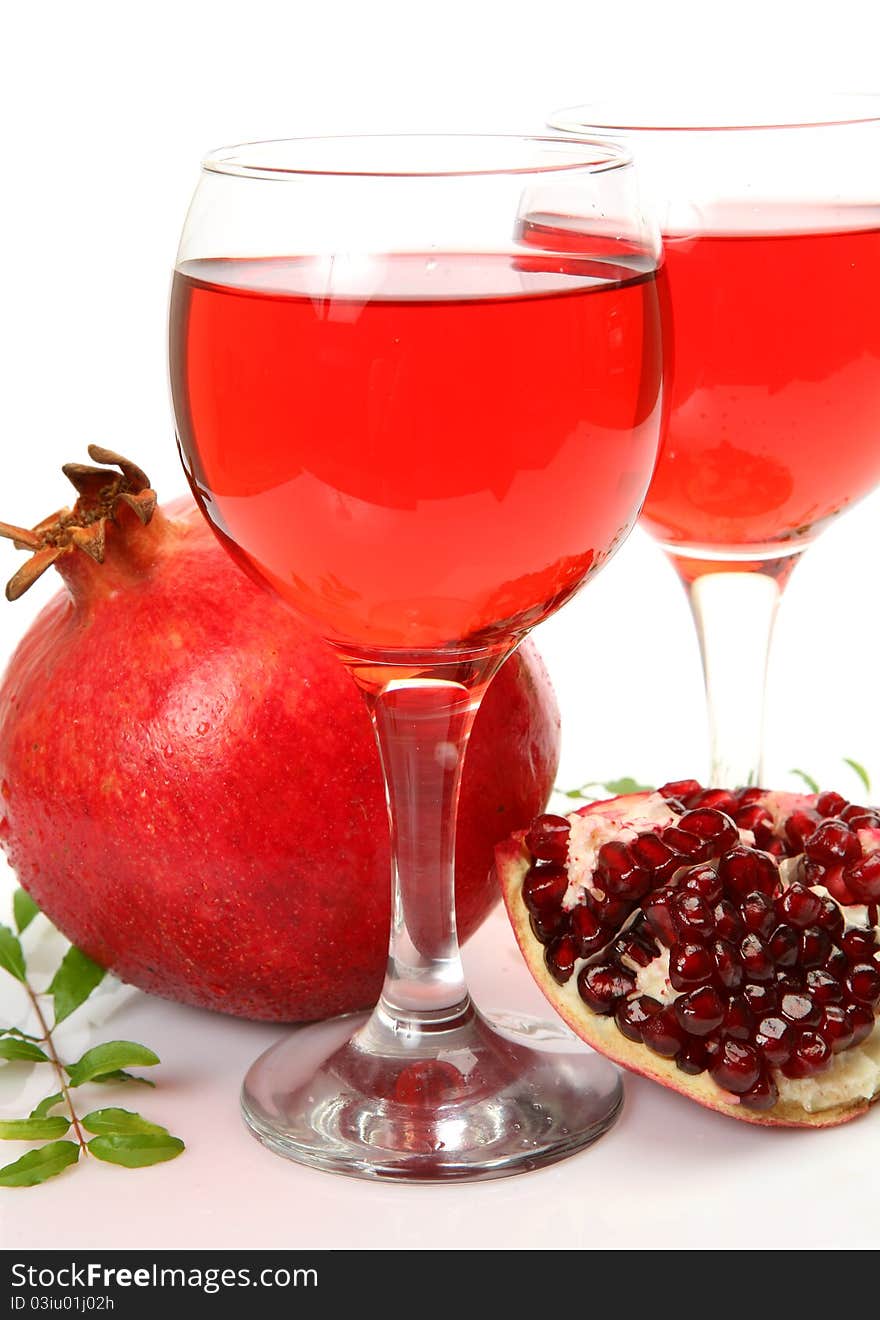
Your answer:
562,793 -> 880,1116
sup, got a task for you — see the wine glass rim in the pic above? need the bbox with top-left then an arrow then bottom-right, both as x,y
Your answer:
549,93 -> 880,134
201,133 -> 634,179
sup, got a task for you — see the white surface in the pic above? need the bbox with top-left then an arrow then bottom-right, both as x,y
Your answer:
1,0 -> 879,1251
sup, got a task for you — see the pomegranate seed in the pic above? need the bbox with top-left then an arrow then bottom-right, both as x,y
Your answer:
658,779 -> 702,802
569,904 -> 608,957
843,853 -> 880,903
842,804 -> 880,826
769,923 -> 799,968
630,831 -> 680,881
825,947 -> 849,980
764,838 -> 789,858
529,910 -> 569,944
672,892 -> 716,941
713,938 -> 745,990
820,867 -> 856,905
595,840 -> 651,901
688,789 -> 739,813
781,1030 -> 833,1079
741,891 -> 776,937
522,862 -> 567,917
642,889 -> 679,946
722,995 -> 756,1041
798,926 -> 832,970
577,962 -> 635,1014
738,787 -> 769,805
662,827 -> 712,863
846,1002 -> 876,1047
713,899 -> 744,940
674,986 -> 724,1037
710,1039 -> 762,1094
785,809 -> 822,851
804,819 -> 860,866
739,933 -> 774,982
816,896 -> 845,940
743,982 -> 777,1016
525,813 -> 571,863
641,1006 -> 685,1058
677,808 -> 739,852
818,1005 -> 856,1053
780,992 -> 822,1027
776,970 -> 806,994
597,895 -> 635,928
669,942 -> 716,991
739,1072 -> 779,1111
545,934 -> 578,984
846,963 -> 880,1005
680,863 -> 723,904
775,883 -> 823,929
718,846 -> 778,898
612,931 -> 658,970
754,1015 -> 794,1066
816,790 -> 848,817
805,968 -> 844,1005
735,803 -> 774,840
841,928 -> 878,962
676,1040 -> 709,1075
614,994 -> 662,1043
844,811 -> 880,830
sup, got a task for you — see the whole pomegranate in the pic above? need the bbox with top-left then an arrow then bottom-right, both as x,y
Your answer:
498,781 -> 880,1127
0,448 -> 559,1021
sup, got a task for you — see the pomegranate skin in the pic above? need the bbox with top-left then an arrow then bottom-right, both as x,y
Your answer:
0,499 -> 559,1021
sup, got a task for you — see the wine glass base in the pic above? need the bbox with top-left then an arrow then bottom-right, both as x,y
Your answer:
240,1006 -> 623,1182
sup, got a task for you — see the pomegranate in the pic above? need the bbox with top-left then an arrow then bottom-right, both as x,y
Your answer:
0,448 -> 560,1020
498,781 -> 880,1127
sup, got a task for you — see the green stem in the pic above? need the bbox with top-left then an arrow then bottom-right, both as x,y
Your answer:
22,982 -> 87,1156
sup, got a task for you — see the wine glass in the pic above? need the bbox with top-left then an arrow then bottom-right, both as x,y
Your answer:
169,134 -> 665,1181
550,97 -> 880,788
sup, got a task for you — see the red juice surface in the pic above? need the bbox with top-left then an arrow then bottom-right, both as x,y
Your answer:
170,251 -> 663,655
641,225 -> 880,555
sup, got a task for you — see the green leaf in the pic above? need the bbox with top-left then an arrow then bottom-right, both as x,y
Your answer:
560,776 -> 654,801
87,1133 -> 184,1168
0,1038 -> 50,1063
12,888 -> 39,934
1,1025 -> 43,1042
0,924 -> 26,983
82,1108 -> 168,1137
599,776 -> 655,796
91,1069 -> 155,1088
49,946 -> 106,1025
0,1141 -> 79,1187
790,767 -> 820,794
0,1115 -> 70,1140
843,758 -> 872,795
30,1093 -> 64,1118
67,1041 -> 160,1088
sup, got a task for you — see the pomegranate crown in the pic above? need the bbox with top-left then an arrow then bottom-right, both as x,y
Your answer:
0,446 -> 157,601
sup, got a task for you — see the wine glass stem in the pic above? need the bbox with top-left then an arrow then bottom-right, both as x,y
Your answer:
358,663 -> 501,1032
685,569 -> 787,789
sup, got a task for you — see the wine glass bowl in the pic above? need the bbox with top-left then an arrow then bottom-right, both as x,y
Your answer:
169,135 -> 666,1180
550,98 -> 880,786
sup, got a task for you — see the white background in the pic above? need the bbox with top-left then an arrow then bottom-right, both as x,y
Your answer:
0,0 -> 879,1252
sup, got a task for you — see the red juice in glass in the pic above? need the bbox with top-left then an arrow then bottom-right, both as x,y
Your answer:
641,223 -> 880,562
170,249 -> 664,656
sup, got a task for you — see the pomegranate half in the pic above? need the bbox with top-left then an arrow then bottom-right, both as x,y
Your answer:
0,448 -> 560,1021
497,782 -> 880,1127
